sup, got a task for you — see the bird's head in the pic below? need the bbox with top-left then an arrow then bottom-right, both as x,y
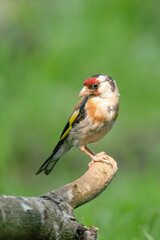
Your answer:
78,74 -> 119,98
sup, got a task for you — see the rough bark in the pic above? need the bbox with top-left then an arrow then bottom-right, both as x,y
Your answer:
0,155 -> 118,240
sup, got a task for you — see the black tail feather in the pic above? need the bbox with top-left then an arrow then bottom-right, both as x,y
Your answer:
36,140 -> 63,175
36,153 -> 54,175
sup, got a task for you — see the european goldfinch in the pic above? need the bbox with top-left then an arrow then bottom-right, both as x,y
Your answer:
36,74 -> 119,175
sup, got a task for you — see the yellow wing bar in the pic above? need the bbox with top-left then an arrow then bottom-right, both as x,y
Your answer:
60,112 -> 79,141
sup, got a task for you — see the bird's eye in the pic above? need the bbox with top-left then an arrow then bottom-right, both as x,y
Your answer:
93,83 -> 98,89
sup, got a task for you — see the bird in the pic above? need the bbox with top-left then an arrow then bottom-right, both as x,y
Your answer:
36,74 -> 119,175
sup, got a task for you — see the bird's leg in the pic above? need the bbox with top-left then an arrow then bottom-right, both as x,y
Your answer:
79,146 -> 95,159
79,146 -> 112,168
85,146 -> 95,156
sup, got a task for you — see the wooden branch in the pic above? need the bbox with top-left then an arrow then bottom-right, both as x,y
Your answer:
0,155 -> 118,240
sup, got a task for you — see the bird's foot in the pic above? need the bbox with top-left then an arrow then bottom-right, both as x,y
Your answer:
88,152 -> 113,168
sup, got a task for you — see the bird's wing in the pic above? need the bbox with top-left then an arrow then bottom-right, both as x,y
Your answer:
36,96 -> 88,175
59,111 -> 79,141
59,96 -> 88,142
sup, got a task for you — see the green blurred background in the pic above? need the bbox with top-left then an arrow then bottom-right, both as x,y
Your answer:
0,0 -> 160,239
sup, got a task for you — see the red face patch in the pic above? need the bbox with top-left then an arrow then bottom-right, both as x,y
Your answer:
84,78 -> 99,87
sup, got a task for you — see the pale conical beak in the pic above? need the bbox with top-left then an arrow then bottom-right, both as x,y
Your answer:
77,86 -> 90,98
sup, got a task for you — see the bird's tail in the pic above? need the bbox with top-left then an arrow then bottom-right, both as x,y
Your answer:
36,141 -> 71,175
